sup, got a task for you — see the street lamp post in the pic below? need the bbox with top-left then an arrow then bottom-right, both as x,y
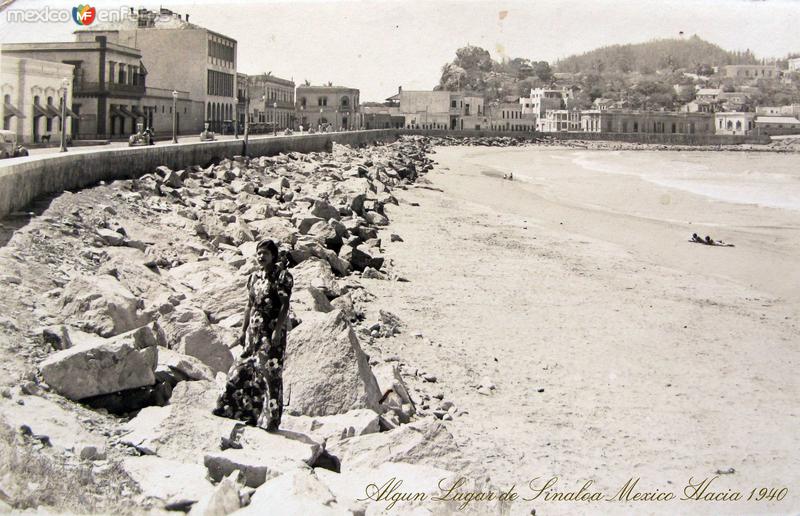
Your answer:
234,96 -> 239,139
273,101 -> 277,136
171,90 -> 178,143
60,78 -> 69,152
243,94 -> 250,151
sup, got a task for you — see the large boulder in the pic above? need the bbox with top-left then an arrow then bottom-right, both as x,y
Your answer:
290,259 -> 342,298
40,324 -> 160,400
325,419 -> 467,473
157,347 -> 215,382
310,199 -> 341,221
0,395 -> 106,460
122,456 -> 215,507
169,262 -> 247,324
204,426 -> 321,488
248,217 -> 299,246
120,380 -> 238,463
59,274 -> 151,337
188,472 -> 242,516
160,306 -> 234,375
176,325 -> 234,375
235,469 -> 347,516
291,286 -> 334,315
284,310 -> 381,417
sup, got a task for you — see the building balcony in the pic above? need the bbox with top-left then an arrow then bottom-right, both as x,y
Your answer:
73,80 -> 146,97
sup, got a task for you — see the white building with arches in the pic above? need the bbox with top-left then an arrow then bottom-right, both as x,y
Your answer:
714,112 -> 756,136
1,55 -> 75,144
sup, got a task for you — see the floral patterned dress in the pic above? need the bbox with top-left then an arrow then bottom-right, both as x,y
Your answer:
213,266 -> 293,431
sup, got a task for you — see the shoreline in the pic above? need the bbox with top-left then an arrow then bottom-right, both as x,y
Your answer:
427,134 -> 800,153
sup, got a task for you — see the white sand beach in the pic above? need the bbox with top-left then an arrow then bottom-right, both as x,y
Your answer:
368,146 -> 800,515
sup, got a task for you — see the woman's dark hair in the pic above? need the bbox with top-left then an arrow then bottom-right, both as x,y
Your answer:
256,239 -> 279,263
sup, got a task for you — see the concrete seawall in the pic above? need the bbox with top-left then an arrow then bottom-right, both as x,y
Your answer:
0,130 -> 396,217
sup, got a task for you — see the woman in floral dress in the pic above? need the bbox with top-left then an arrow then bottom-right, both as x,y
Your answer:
213,239 -> 293,431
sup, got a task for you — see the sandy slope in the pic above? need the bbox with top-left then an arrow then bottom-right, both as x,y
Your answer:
367,146 -> 800,515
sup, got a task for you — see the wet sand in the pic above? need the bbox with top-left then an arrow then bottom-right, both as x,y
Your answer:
368,146 -> 800,515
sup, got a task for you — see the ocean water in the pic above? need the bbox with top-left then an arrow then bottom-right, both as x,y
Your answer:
569,150 -> 800,211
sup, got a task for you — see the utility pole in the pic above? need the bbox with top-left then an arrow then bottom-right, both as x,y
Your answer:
59,78 -> 69,152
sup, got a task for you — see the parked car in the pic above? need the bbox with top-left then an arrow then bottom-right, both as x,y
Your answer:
0,130 -> 29,158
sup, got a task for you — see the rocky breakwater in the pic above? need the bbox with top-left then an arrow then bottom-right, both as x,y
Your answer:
0,135 -> 499,514
428,135 -> 532,147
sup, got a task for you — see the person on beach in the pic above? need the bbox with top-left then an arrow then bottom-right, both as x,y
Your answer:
213,239 -> 294,431
690,233 -> 735,247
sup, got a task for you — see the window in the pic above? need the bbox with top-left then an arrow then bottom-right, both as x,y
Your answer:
451,100 -> 456,109
318,97 -> 327,106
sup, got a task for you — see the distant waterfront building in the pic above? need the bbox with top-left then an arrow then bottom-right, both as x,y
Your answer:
246,73 -> 295,130
714,112 -> 756,136
0,55 -> 76,144
538,109 -> 581,132
296,85 -> 359,130
397,89 -> 485,130
754,116 -> 800,136
723,64 -> 780,80
788,58 -> 800,73
487,100 -> 535,132
579,110 -> 714,135
520,87 -> 572,119
75,7 -> 236,133
361,103 -> 404,129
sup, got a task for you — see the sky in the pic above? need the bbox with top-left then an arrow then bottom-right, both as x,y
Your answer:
1,0 -> 799,101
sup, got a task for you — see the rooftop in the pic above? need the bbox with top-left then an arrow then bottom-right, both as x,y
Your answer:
755,116 -> 800,124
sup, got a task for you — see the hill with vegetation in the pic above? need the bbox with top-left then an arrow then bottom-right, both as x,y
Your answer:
434,36 -> 799,110
554,35 -> 757,75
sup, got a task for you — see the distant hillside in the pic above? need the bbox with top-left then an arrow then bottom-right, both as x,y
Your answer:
554,35 -> 758,74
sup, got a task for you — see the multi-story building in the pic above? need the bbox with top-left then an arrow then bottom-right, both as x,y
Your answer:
715,112 -> 756,135
1,37 -> 146,139
520,88 -> 573,119
246,73 -> 295,130
296,85 -> 359,130
723,64 -> 780,80
487,101 -> 535,132
397,89 -> 484,130
539,109 -> 581,132
0,55 -> 76,144
756,105 -> 800,118
788,58 -> 800,73
75,7 -> 236,133
579,110 -> 714,135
